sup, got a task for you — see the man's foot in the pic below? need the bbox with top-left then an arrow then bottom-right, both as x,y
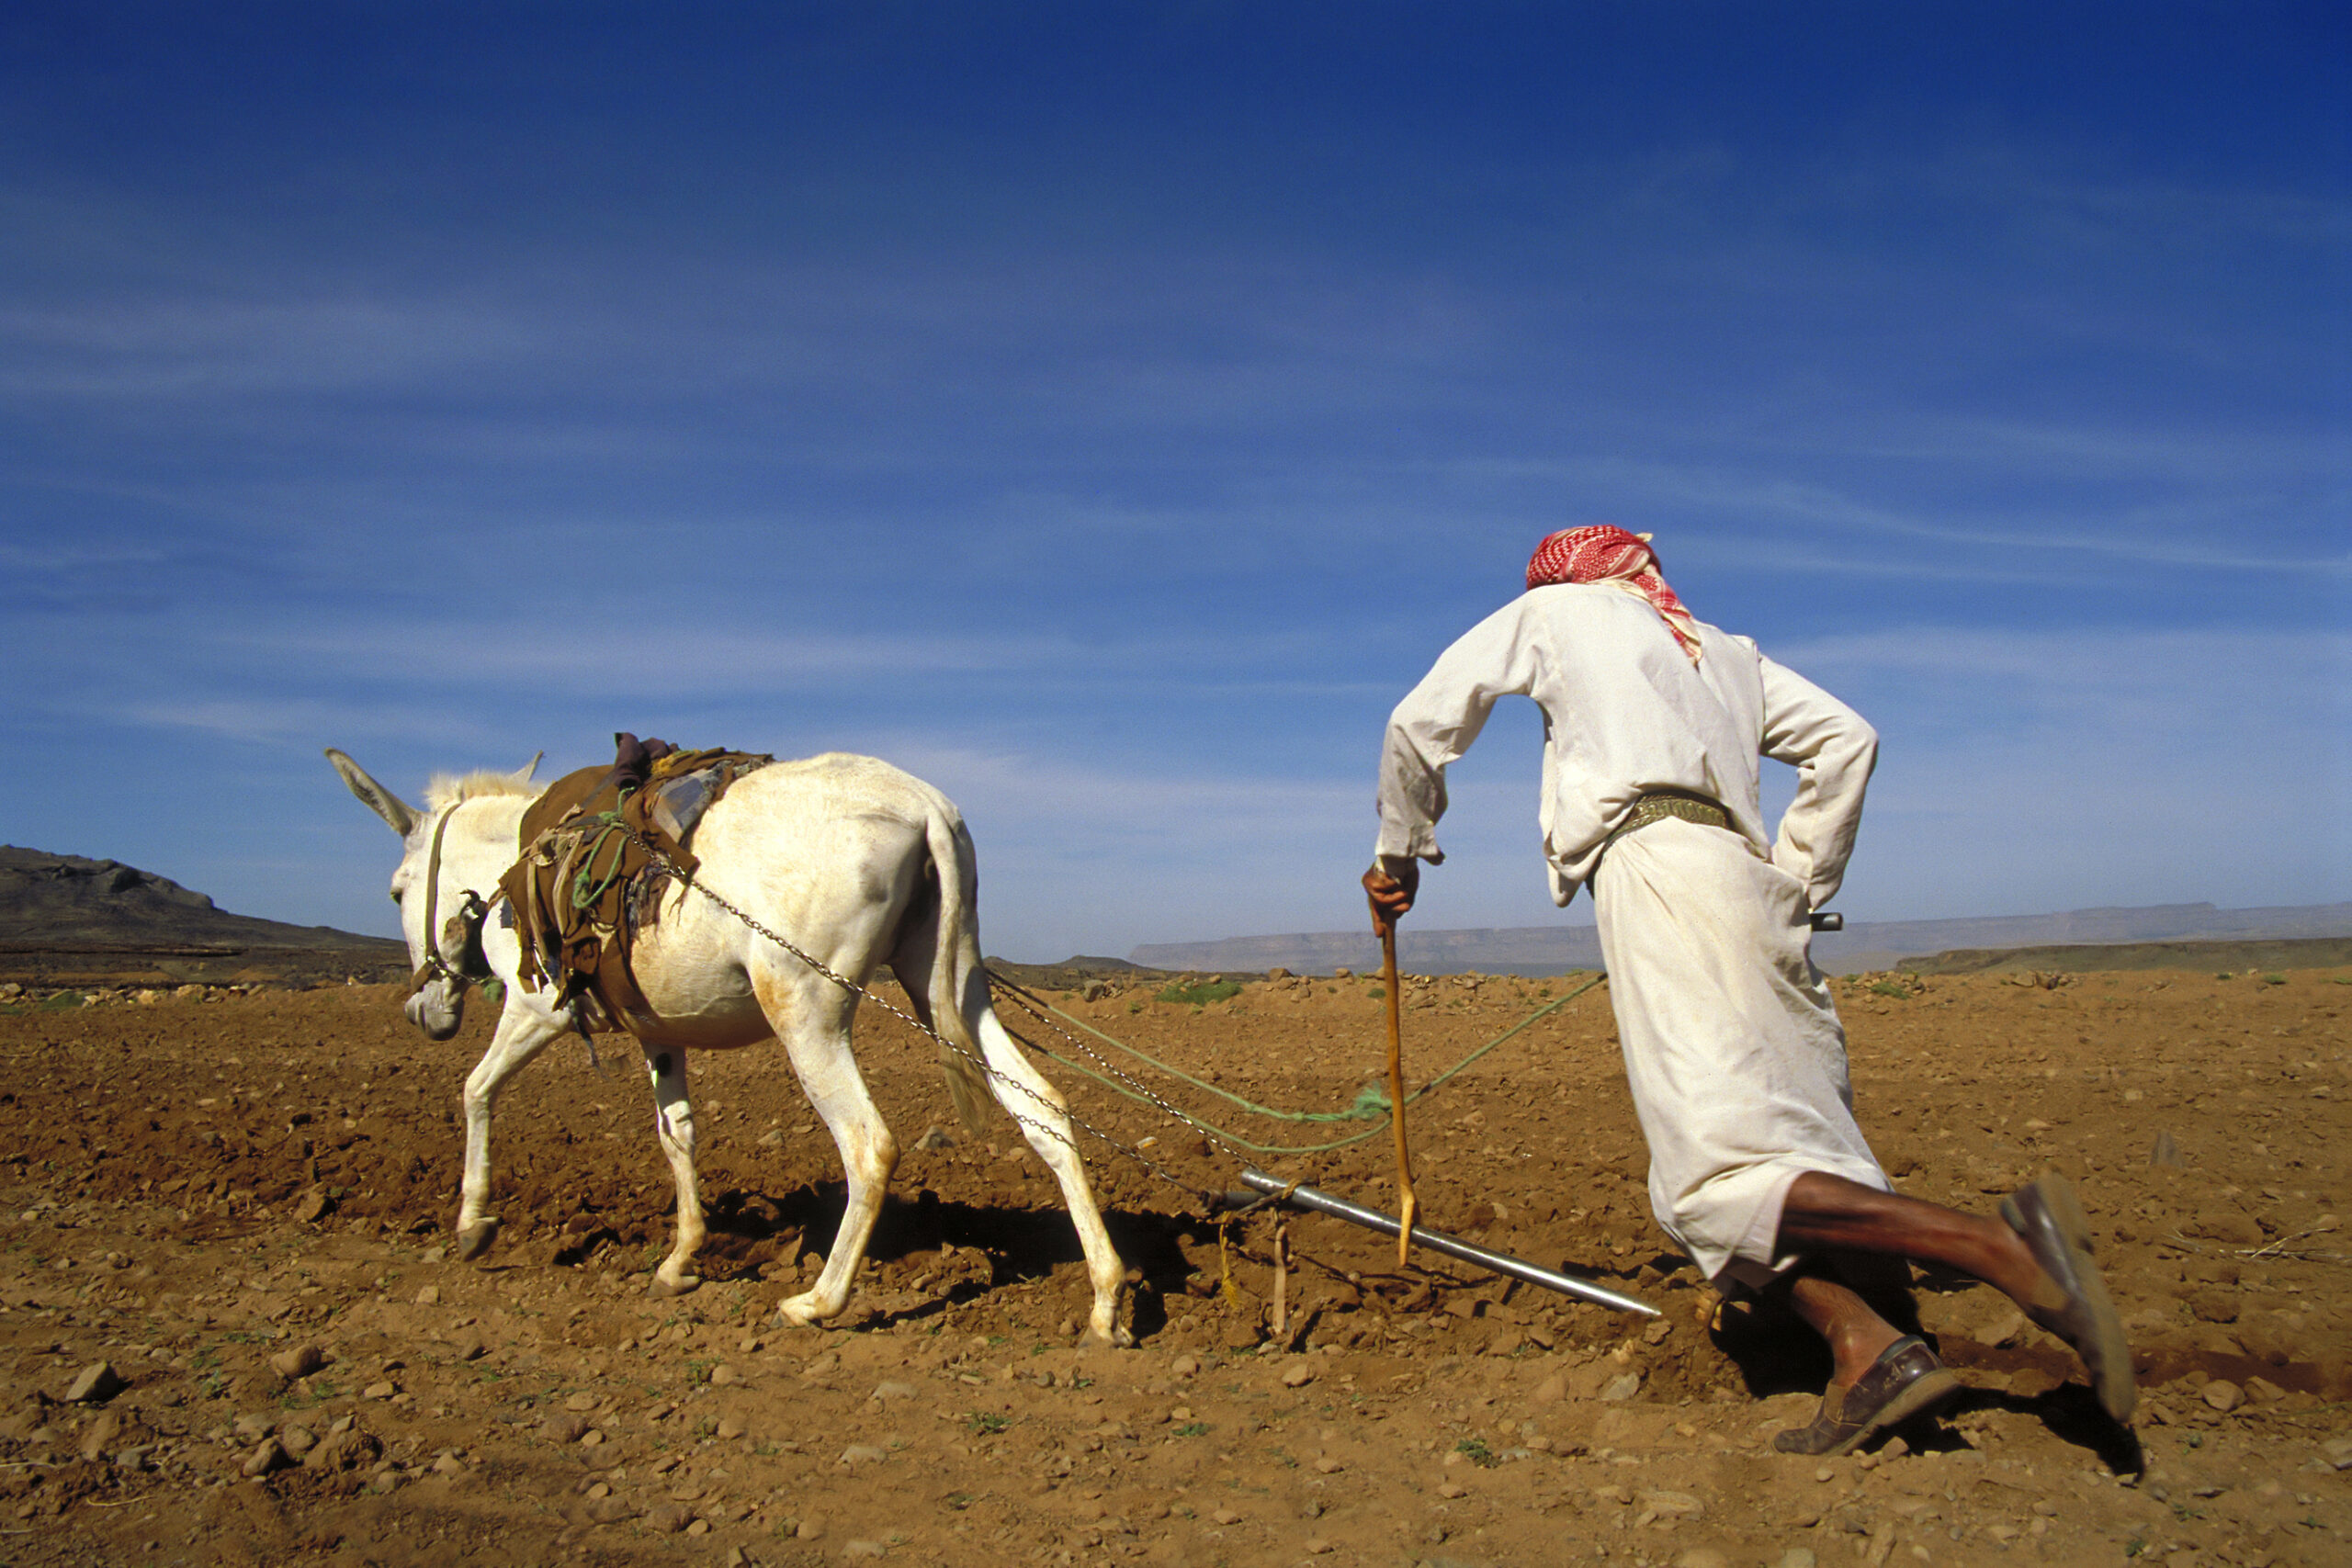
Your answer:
2001,1171 -> 2137,1423
1773,1336 -> 1960,1456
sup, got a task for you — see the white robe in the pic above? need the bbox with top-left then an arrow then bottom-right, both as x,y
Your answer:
1374,582 -> 1886,1287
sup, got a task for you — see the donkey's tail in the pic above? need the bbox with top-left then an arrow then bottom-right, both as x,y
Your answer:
922,804 -> 995,1137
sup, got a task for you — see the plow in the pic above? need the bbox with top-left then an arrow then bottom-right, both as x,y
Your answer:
981,911 -> 1846,1319
981,970 -> 1666,1319
1222,1167 -> 1658,1316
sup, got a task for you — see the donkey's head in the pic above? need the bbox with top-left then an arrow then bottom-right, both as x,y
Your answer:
325,748 -> 537,1041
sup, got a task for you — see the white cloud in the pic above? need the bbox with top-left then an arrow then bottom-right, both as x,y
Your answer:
0,295 -> 552,400
1511,456 -> 2346,577
85,616 -> 2352,957
1769,626 -> 2352,918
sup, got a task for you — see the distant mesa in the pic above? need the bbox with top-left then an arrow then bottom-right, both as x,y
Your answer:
0,846 -> 406,987
1134,901 -> 2352,977
1132,926 -> 1609,979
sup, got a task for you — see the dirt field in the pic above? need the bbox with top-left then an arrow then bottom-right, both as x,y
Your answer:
1,963 -> 2346,1567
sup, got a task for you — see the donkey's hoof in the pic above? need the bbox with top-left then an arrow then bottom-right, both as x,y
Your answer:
454,1220 -> 500,1262
774,1293 -> 821,1327
1087,1280 -> 1136,1348
649,1272 -> 702,1299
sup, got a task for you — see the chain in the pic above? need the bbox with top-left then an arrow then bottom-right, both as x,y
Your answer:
989,978 -> 1261,1165
988,993 -> 1300,1224
611,825 -> 1230,1211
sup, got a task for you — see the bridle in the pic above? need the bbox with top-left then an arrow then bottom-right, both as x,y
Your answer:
409,802 -> 495,998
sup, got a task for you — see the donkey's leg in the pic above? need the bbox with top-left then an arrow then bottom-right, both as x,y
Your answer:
642,1043 -> 706,1295
456,1001 -> 571,1261
754,970 -> 899,1328
965,993 -> 1130,1346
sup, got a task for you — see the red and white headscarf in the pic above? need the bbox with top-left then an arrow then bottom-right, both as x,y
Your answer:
1525,525 -> 1702,662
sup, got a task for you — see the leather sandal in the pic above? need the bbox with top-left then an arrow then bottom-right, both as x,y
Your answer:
1773,1335 -> 1960,1456
2002,1171 -> 2137,1422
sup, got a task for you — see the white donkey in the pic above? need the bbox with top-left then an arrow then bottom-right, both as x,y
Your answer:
326,747 -> 1130,1343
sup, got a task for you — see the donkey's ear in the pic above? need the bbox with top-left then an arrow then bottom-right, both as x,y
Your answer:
516,751 -> 543,784
325,748 -> 421,838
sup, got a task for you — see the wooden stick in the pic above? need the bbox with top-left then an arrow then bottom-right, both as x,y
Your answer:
1380,923 -> 1419,1268
1272,1219 -> 1290,1341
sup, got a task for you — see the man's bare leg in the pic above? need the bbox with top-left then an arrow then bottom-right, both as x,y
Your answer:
1778,1171 -> 2045,1301
1770,1172 -> 2049,1394
1775,1168 -> 2136,1424
1780,1270 -> 1903,1389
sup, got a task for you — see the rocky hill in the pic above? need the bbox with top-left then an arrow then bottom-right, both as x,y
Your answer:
0,845 -> 406,987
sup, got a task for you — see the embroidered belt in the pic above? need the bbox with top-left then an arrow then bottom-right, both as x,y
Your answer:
1594,788 -> 1736,869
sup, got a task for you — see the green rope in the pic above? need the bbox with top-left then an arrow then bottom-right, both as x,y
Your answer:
568,814 -> 635,909
1015,971 -> 1607,1157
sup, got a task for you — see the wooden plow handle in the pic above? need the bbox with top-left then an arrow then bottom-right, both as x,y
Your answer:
1378,921 -> 1419,1267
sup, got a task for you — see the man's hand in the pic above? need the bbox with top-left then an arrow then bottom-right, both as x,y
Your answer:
1363,857 -> 1419,938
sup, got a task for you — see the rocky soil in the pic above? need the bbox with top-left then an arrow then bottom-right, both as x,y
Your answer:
0,963 -> 2346,1567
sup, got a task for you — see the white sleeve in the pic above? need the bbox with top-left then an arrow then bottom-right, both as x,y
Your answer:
1758,655 -> 1878,908
1374,603 -> 1546,863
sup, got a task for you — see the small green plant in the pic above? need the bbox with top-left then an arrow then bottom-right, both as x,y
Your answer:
2261,974 -> 2288,986
1156,978 -> 1242,1006
1454,1436 -> 1499,1468
684,1357 -> 716,1385
1867,981 -> 1912,999
1367,987 -> 1385,1000
2124,1535 -> 2146,1558
965,1411 -> 1009,1436
1173,1421 -> 1210,1438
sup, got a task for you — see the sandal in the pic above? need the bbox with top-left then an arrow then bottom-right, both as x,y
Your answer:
2002,1171 -> 2136,1422
1774,1335 -> 1960,1456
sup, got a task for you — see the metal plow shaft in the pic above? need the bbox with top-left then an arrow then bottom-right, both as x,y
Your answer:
1236,1168 -> 1657,1317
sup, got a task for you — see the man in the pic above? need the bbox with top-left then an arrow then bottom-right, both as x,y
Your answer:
1363,525 -> 2132,1453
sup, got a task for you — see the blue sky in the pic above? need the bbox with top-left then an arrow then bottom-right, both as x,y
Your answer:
4,3 -> 2346,961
